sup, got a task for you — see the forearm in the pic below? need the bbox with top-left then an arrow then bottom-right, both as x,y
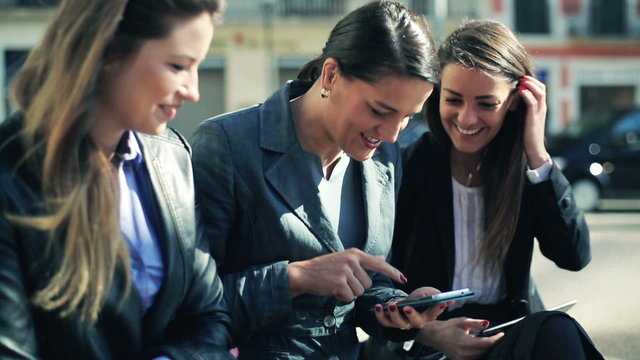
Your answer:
222,260 -> 292,339
529,166 -> 591,270
156,244 -> 233,359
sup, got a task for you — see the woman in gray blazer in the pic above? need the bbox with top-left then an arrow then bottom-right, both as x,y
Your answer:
191,2 -> 443,359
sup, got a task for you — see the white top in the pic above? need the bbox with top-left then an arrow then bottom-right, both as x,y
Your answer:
449,177 -> 505,309
309,152 -> 365,250
449,156 -> 553,310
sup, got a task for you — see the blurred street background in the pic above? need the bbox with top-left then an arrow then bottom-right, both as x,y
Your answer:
2,0 -> 640,139
2,0 -> 639,359
532,210 -> 640,360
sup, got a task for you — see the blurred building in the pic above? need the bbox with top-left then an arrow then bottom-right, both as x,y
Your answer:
1,0 -> 639,137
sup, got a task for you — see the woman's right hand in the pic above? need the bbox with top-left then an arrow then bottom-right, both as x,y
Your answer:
287,248 -> 406,302
415,318 -> 504,360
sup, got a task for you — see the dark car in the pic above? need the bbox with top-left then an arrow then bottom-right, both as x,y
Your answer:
548,107 -> 640,211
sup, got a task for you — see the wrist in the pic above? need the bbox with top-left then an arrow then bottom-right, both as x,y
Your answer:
287,262 -> 303,298
415,320 -> 440,347
526,150 -> 549,169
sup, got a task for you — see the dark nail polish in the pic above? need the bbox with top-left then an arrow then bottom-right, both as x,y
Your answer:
439,304 -> 446,309
404,307 -> 413,315
389,304 -> 397,312
481,320 -> 490,327
400,274 -> 408,284
375,305 -> 382,313
517,85 -> 527,91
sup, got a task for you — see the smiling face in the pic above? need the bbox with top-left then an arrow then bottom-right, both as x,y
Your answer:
324,72 -> 434,162
439,63 -> 517,156
96,12 -> 214,139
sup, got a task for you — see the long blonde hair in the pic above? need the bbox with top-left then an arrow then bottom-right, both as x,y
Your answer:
10,0 -> 221,323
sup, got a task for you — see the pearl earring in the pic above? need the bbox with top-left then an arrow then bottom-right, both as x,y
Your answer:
320,88 -> 329,98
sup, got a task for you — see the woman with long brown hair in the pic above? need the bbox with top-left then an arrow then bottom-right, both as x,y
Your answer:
365,19 -> 601,360
0,0 -> 233,358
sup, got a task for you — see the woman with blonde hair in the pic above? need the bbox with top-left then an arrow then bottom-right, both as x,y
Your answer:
0,0 -> 233,358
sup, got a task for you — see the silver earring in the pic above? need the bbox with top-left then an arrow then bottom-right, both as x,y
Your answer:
320,88 -> 329,98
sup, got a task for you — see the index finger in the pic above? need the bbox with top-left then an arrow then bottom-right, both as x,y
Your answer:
359,253 -> 406,284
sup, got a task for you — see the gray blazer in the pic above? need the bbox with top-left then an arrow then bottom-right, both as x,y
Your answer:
191,80 -> 406,359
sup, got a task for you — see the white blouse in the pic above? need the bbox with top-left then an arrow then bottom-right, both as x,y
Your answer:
449,176 -> 505,309
448,156 -> 553,309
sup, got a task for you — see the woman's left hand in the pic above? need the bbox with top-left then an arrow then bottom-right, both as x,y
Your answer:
373,287 -> 449,330
518,76 -> 549,169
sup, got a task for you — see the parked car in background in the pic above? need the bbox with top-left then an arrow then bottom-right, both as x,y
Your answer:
548,107 -> 640,211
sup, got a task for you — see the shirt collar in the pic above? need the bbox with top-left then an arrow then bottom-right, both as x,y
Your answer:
114,131 -> 143,165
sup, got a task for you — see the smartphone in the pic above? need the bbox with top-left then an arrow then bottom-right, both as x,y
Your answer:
378,288 -> 475,312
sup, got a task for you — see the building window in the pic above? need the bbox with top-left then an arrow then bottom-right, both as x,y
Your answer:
514,0 -> 550,34
410,0 -> 476,17
281,0 -> 343,16
448,0 -> 477,17
580,86 -> 635,115
410,0 -> 432,15
589,0 -> 626,35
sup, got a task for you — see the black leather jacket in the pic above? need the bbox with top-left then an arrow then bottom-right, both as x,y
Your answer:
0,116 -> 234,359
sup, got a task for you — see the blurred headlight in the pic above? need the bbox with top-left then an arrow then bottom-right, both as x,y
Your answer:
552,156 -> 567,170
589,162 -> 603,176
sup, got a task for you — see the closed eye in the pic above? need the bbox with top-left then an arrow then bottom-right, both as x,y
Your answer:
444,97 -> 462,105
479,102 -> 499,109
169,63 -> 186,71
370,106 -> 390,116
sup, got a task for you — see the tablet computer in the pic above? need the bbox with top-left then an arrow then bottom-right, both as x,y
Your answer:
379,288 -> 476,312
478,299 -> 578,337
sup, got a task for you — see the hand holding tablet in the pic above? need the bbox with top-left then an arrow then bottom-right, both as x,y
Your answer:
476,299 -> 578,337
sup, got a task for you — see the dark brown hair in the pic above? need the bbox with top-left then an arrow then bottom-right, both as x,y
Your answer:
426,19 -> 533,273
297,1 -> 439,84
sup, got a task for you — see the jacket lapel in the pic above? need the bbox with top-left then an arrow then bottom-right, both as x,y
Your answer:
360,158 -> 390,254
265,147 -> 343,253
261,81 -> 343,253
135,133 -> 186,331
426,139 -> 456,287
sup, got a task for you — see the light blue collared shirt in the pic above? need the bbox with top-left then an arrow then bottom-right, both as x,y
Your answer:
116,132 -> 165,314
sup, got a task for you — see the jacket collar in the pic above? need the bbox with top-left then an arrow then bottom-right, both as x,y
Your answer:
259,80 -> 311,153
261,80 -> 392,254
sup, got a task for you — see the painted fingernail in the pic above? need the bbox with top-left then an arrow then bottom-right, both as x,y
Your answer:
481,320 -> 490,327
389,304 -> 397,312
403,307 -> 413,315
517,85 -> 527,91
439,304 -> 446,309
400,274 -> 408,284
520,77 -> 529,82
375,304 -> 383,313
